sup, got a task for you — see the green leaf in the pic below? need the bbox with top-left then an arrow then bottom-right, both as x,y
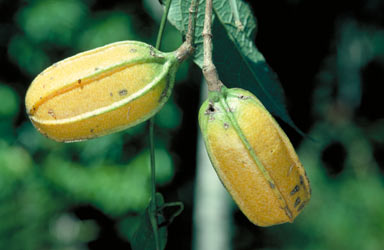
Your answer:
130,193 -> 183,250
131,194 -> 168,250
168,0 -> 303,134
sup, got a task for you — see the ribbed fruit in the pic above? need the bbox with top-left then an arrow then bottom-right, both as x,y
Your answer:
25,41 -> 179,142
199,87 -> 311,226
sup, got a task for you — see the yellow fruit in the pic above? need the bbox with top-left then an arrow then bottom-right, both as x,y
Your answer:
199,87 -> 311,226
25,41 -> 179,142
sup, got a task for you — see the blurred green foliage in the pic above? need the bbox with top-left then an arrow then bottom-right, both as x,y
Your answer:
0,84 -> 19,117
16,0 -> 88,46
1,0 -> 384,249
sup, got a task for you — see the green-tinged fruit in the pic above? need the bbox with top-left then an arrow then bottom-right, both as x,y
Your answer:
199,87 -> 311,227
25,41 -> 179,142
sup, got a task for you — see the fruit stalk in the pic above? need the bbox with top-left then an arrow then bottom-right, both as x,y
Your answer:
202,0 -> 223,93
175,0 -> 199,63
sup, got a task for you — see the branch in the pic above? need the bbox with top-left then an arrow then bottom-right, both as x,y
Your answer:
175,0 -> 199,62
202,0 -> 223,93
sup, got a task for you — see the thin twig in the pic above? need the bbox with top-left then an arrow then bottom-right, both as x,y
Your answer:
186,0 -> 198,46
175,0 -> 199,62
148,119 -> 159,250
149,0 -> 173,249
202,0 -> 223,92
155,0 -> 173,49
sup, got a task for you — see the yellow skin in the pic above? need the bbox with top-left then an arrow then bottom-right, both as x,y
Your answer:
199,88 -> 311,226
25,41 -> 178,142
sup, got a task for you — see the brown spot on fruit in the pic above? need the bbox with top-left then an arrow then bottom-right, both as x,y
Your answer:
238,95 -> 249,100
294,197 -> 301,208
284,206 -> 293,219
206,103 -> 216,114
297,202 -> 306,212
300,175 -> 308,192
48,109 -> 56,119
119,89 -> 128,96
290,185 -> 300,196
